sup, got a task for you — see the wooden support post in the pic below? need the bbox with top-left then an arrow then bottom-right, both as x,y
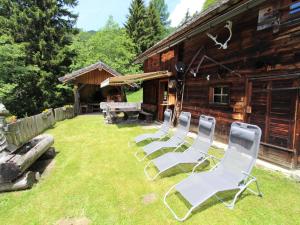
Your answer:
293,87 -> 300,168
73,84 -> 80,115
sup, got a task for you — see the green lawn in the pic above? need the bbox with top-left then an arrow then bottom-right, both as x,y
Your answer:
0,115 -> 299,225
126,89 -> 143,102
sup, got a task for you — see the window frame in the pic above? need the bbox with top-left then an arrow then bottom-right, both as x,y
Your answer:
210,86 -> 230,105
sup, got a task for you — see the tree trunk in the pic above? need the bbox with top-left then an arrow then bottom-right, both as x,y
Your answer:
0,134 -> 54,183
0,171 -> 39,192
39,147 -> 56,160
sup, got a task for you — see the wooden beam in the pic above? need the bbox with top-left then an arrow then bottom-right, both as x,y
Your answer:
0,134 -> 54,183
101,71 -> 173,87
73,85 -> 80,115
0,171 -> 39,192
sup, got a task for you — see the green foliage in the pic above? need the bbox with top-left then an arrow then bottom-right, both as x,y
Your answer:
144,1 -> 165,49
71,16 -> 141,74
0,0 -> 78,117
0,35 -> 41,116
126,89 -> 143,102
203,0 -> 217,10
152,0 -> 170,28
125,0 -> 148,54
125,0 -> 171,53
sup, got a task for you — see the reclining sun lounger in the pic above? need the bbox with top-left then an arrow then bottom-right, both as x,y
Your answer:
135,109 -> 172,144
144,115 -> 216,180
135,112 -> 191,161
164,122 -> 263,221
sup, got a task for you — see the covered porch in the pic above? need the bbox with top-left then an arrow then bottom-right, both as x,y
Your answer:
59,61 -> 127,115
101,70 -> 175,121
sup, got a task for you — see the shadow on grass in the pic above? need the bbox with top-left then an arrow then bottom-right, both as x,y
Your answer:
29,151 -> 59,175
166,187 -> 255,221
145,160 -> 211,180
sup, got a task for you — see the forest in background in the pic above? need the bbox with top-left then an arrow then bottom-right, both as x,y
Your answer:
0,0 -> 215,117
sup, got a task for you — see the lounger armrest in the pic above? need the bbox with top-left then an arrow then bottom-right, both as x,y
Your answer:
173,140 -> 190,152
206,153 -> 221,162
192,158 -> 207,173
199,151 -> 221,162
242,171 -> 256,180
192,152 -> 220,173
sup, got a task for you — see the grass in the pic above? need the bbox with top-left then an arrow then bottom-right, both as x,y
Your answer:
126,89 -> 143,102
0,115 -> 299,225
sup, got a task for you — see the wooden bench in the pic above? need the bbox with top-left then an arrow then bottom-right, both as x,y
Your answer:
0,104 -> 55,192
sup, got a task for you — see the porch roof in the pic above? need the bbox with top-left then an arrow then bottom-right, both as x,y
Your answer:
58,61 -> 122,83
101,71 -> 173,88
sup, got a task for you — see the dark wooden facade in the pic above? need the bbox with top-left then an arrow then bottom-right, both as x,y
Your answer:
73,69 -> 125,104
140,0 -> 300,168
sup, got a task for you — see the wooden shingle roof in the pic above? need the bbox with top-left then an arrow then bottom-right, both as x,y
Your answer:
58,61 -> 122,83
135,0 -> 267,63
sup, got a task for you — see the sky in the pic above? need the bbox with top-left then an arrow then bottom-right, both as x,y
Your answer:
71,0 -> 206,31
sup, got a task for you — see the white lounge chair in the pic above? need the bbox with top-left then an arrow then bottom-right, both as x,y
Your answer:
144,115 -> 216,180
135,112 -> 191,161
164,122 -> 263,221
135,109 -> 172,144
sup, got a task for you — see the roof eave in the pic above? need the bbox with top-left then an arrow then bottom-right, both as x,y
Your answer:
58,61 -> 123,83
134,0 -> 267,63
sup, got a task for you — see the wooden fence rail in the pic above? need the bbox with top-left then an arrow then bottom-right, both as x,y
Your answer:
54,107 -> 75,122
5,106 -> 75,148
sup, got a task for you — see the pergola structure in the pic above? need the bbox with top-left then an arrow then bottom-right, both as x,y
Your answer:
100,71 -> 173,87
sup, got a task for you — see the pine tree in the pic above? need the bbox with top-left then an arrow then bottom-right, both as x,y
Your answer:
144,1 -> 164,49
179,9 -> 192,26
125,0 -> 148,53
152,0 -> 170,27
0,0 -> 78,115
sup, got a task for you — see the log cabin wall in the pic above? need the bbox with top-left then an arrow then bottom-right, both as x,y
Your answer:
143,0 -> 300,168
142,79 -> 159,117
74,69 -> 114,85
142,48 -> 177,119
74,69 -> 126,103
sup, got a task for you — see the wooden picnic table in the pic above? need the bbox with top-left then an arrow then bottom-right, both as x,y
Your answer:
101,102 -> 141,123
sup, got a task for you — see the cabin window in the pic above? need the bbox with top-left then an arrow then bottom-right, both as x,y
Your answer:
210,86 -> 230,105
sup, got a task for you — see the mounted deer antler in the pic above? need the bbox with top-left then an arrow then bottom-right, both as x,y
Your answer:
207,21 -> 233,50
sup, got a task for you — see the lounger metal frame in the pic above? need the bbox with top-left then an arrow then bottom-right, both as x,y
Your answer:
134,139 -> 188,162
134,112 -> 191,162
164,162 -> 263,221
143,141 -> 194,180
144,115 -> 216,180
133,109 -> 172,144
163,122 -> 263,222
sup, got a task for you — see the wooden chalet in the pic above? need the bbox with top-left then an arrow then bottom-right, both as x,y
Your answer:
132,0 -> 300,168
59,61 -> 126,114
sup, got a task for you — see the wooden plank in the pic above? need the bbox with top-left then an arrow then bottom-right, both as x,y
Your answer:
141,0 -> 300,167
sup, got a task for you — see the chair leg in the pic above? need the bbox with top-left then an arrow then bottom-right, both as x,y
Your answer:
144,161 -> 161,181
220,177 -> 263,210
134,150 -> 147,162
191,157 -> 208,173
164,184 -> 195,222
128,139 -> 134,148
246,179 -> 263,197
